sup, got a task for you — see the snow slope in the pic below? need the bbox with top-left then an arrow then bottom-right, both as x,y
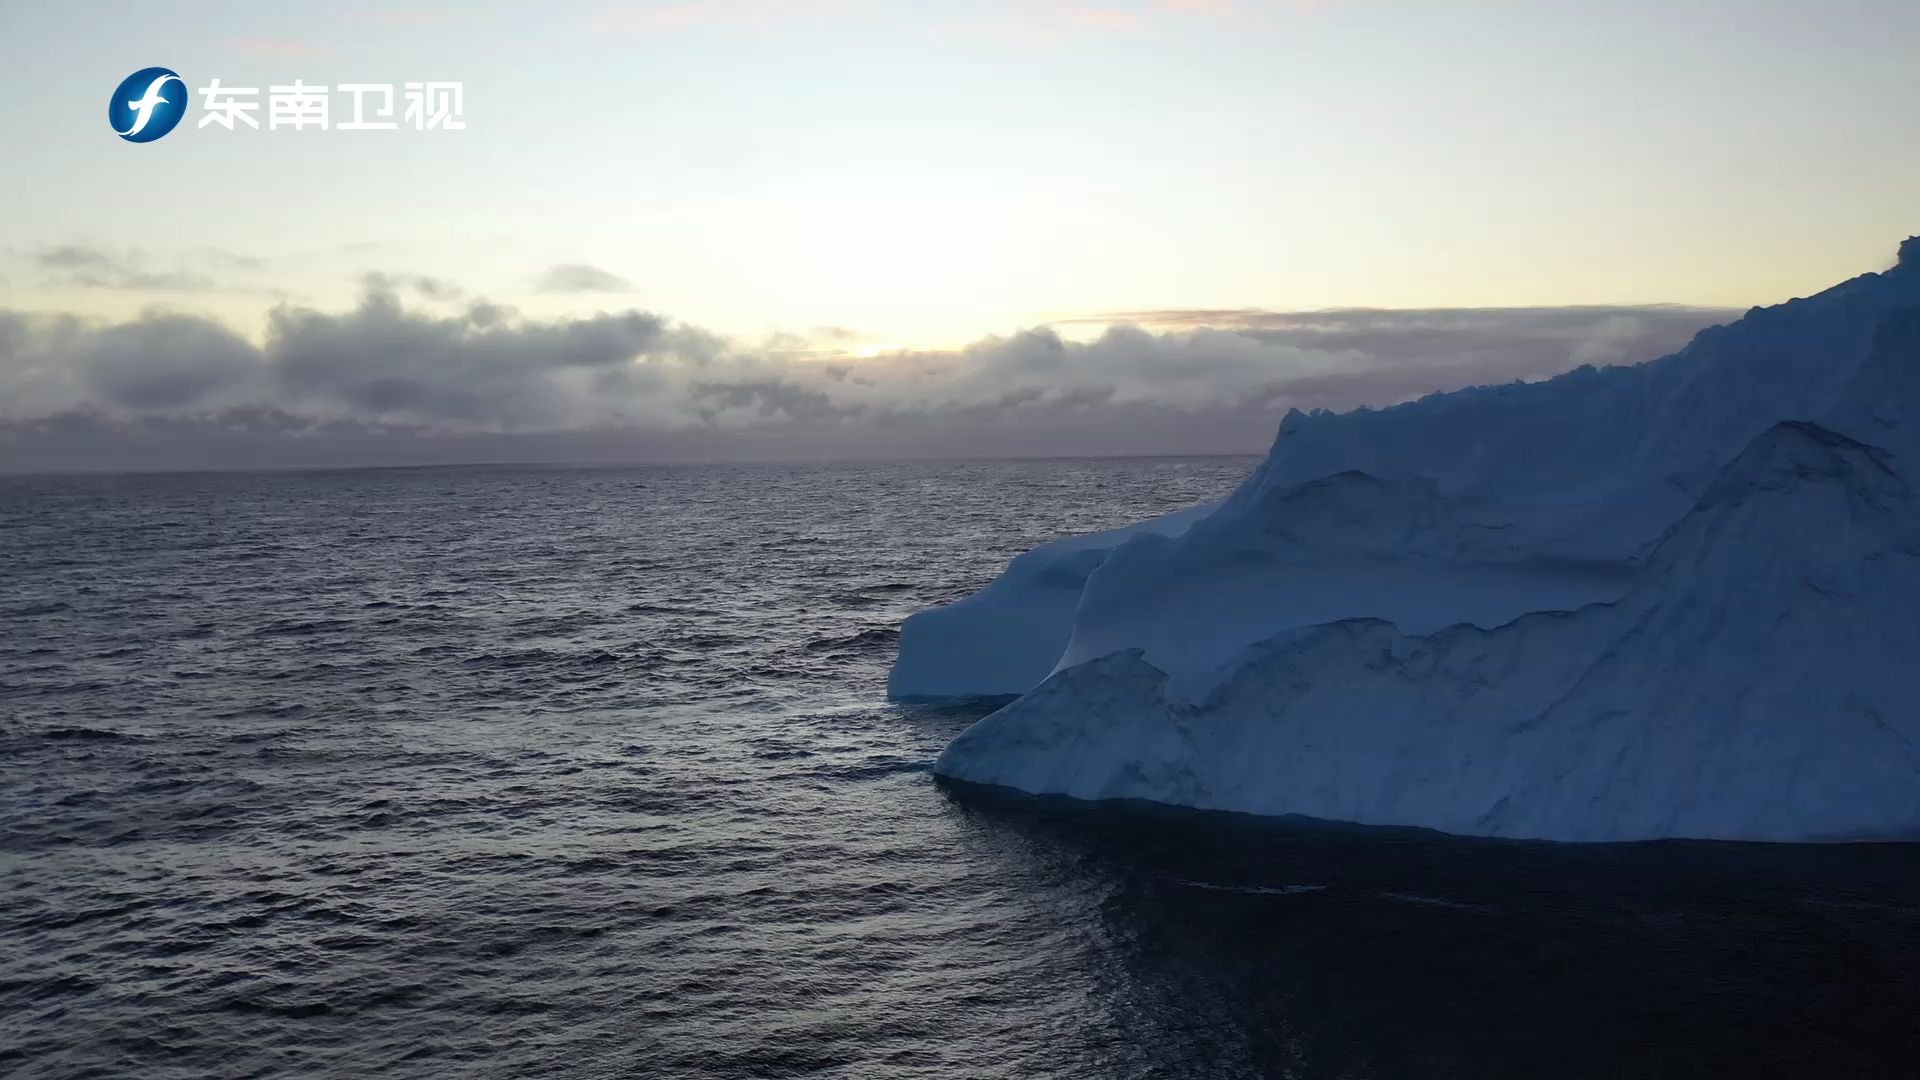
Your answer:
905,237 -> 1920,841
935,422 -> 1920,841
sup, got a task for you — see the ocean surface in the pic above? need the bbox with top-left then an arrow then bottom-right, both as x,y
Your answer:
4,457 -> 1918,1080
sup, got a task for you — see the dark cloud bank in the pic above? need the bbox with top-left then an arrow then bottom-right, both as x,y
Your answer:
0,280 -> 1734,471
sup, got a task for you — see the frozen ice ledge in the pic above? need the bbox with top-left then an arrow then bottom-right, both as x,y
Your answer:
894,238 -> 1920,842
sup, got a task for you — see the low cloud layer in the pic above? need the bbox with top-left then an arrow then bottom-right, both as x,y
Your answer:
0,281 -> 1732,470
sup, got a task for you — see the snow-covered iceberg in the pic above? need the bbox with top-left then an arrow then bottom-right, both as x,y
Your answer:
904,238 -> 1920,842
887,504 -> 1214,701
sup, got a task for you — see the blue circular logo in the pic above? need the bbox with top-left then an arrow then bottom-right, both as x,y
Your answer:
108,67 -> 188,143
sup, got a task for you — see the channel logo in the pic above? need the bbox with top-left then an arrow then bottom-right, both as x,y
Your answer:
108,67 -> 188,143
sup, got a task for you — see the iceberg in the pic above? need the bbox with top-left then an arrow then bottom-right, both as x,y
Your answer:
886,504 -> 1215,701
902,238 -> 1920,841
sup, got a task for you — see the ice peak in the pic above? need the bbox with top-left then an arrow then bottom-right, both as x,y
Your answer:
1696,421 -> 1907,511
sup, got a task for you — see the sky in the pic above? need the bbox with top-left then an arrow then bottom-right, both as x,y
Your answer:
1,0 -> 1916,469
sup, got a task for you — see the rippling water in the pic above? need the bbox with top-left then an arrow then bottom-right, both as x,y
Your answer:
4,458 -> 1918,1079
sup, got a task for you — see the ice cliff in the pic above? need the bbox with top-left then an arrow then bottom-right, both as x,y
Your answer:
899,239 -> 1920,841
887,504 -> 1214,701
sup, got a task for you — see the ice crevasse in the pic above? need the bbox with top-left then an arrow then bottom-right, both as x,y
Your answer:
893,238 -> 1920,842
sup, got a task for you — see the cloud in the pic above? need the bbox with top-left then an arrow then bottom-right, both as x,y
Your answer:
0,310 -> 261,418
0,279 -> 1734,469
36,246 -> 108,271
1060,305 -> 1736,392
197,247 -> 269,271
534,263 -> 637,294
362,271 -> 464,301
33,245 -> 215,292
23,244 -> 288,294
263,288 -> 678,428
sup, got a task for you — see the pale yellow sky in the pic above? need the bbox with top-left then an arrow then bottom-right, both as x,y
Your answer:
3,0 -> 1916,352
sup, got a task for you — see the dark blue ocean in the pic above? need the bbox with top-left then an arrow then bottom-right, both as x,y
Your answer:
4,458 -> 1918,1079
